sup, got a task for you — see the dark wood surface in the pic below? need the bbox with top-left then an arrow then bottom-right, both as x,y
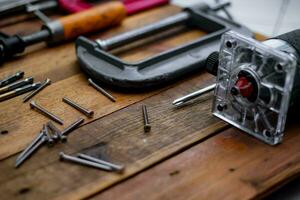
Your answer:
0,4 -> 298,200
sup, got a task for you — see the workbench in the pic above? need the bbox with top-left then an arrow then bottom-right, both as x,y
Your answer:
1,4 -> 300,200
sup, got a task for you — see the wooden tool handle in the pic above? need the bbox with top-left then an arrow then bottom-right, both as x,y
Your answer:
59,2 -> 127,40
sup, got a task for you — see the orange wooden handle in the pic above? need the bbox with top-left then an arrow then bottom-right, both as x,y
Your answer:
59,2 -> 127,40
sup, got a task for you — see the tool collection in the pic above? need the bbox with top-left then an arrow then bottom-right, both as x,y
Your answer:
1,0 -> 298,178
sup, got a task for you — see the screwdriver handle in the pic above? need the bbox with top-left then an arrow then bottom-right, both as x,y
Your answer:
57,1 -> 126,40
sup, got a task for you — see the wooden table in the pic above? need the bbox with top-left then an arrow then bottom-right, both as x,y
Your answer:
1,4 -> 300,200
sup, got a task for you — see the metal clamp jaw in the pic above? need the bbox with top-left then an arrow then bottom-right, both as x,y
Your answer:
75,5 -> 253,90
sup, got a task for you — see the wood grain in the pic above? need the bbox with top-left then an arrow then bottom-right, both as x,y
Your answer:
0,71 -> 226,200
92,122 -> 300,200
0,5 -> 205,160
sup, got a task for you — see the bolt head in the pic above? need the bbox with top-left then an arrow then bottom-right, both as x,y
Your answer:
144,124 -> 151,132
59,152 -> 65,160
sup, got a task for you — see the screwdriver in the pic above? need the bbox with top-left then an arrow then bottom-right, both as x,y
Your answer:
0,77 -> 33,94
0,1 -> 127,63
0,82 -> 41,102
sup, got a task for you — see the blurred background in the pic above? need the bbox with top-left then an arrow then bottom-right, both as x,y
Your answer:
172,0 -> 300,37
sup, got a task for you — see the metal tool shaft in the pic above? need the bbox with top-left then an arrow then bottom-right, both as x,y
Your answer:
0,82 -> 40,102
62,97 -> 94,118
23,78 -> 51,102
88,78 -> 116,102
47,121 -> 67,142
96,12 -> 189,50
0,77 -> 33,94
59,152 -> 113,171
173,83 -> 216,106
30,100 -> 64,125
77,153 -> 124,172
0,71 -> 24,87
61,118 -> 84,136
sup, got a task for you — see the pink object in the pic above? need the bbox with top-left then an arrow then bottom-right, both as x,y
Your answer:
58,0 -> 169,14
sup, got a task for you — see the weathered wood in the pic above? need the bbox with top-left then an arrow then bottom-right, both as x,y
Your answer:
92,122 -> 300,200
0,5 -> 205,160
0,71 -> 225,200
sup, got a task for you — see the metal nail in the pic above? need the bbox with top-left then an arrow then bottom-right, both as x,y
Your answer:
43,124 -> 55,147
30,100 -> 64,125
47,121 -> 67,143
172,83 -> 216,106
142,105 -> 151,132
62,97 -> 94,118
15,136 -> 47,168
23,78 -> 51,102
16,131 -> 45,163
61,118 -> 84,136
77,153 -> 124,172
59,152 -> 113,171
88,78 -> 116,102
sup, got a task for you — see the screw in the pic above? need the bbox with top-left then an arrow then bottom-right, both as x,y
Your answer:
30,100 -> 64,125
142,105 -> 151,132
15,135 -> 47,168
16,131 -> 45,163
23,78 -> 51,102
88,78 -> 116,102
61,118 -> 84,136
77,153 -> 124,172
42,124 -> 55,147
62,97 -> 94,118
59,152 -> 113,171
47,121 -> 67,143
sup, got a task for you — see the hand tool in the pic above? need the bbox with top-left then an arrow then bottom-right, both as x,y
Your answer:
0,82 -> 41,102
59,152 -> 114,171
23,78 -> 51,102
47,121 -> 67,142
0,0 -> 169,64
15,133 -> 47,168
61,118 -> 84,136
62,97 -> 94,118
0,77 -> 33,94
0,71 -> 24,87
30,100 -> 64,125
142,105 -> 151,132
76,1 -> 253,90
59,0 -> 169,14
172,83 -> 216,106
0,1 -> 126,64
175,29 -> 300,145
77,153 -> 124,172
88,78 -> 116,102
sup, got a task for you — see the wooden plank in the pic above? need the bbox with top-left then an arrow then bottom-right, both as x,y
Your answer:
0,5 -> 206,160
92,123 -> 300,200
0,71 -> 226,200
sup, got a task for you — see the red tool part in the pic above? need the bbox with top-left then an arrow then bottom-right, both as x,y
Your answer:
58,0 -> 169,14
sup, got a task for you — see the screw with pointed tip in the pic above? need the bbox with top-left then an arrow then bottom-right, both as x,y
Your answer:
30,100 -> 64,125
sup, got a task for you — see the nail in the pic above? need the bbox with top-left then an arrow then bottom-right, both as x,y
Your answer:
88,78 -> 116,102
15,136 -> 47,168
59,152 -> 113,171
142,105 -> 151,132
62,97 -> 94,118
23,78 -> 51,102
61,118 -> 84,136
30,100 -> 64,125
43,124 -> 55,147
77,153 -> 124,172
47,121 -> 67,143
172,83 -> 216,106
